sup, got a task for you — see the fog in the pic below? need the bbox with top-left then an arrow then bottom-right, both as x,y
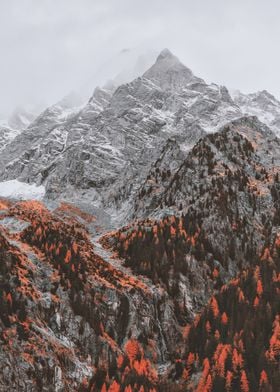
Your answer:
1,0 -> 280,118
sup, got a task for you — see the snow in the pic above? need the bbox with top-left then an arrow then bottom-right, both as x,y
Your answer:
57,105 -> 82,120
0,179 -> 45,200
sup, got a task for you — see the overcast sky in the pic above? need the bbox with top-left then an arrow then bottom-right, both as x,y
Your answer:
1,0 -> 280,117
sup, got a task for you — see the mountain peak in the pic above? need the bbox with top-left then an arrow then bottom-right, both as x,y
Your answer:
143,49 -> 204,90
256,89 -> 279,103
156,48 -> 178,62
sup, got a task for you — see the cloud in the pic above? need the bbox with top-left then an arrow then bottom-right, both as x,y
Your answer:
0,0 -> 280,117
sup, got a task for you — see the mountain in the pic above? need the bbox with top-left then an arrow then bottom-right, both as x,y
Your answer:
142,48 -> 203,90
103,116 -> 280,390
0,124 -> 18,153
154,115 -> 279,218
0,104 -> 48,152
106,115 -> 280,314
1,49 -> 280,391
132,138 -> 186,218
0,91 -> 85,186
232,89 -> 280,137
0,49 -> 242,227
1,115 -> 280,390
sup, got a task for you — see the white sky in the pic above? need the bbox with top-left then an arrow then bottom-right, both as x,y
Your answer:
1,0 -> 280,117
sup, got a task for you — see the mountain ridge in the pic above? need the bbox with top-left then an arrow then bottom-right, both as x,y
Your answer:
0,49 -> 243,228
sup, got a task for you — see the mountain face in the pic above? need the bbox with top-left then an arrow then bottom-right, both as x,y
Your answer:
0,93 -> 85,187
0,104 -> 47,152
1,49 -> 280,391
154,115 -> 280,219
0,49 -> 241,226
103,116 -> 280,390
1,115 -> 280,391
131,138 -> 186,219
232,89 -> 280,137
142,48 -> 203,90
109,115 -> 280,290
0,124 -> 19,153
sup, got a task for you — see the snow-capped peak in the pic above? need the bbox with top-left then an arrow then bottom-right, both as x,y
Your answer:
143,48 -> 204,91
156,48 -> 179,62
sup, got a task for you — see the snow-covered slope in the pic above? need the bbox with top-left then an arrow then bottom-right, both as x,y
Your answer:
0,104 -> 48,151
0,104 -> 60,154
0,91 -> 85,176
232,89 -> 280,137
0,123 -> 20,152
0,179 -> 45,200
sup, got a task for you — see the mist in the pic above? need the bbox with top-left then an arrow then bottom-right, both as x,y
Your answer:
1,0 -> 280,118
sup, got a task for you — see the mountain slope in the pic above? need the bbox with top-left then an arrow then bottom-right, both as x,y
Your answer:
0,50 -> 242,227
101,116 -> 280,389
104,116 -> 280,326
0,104 -> 47,152
176,242 -> 280,391
232,89 -> 280,137
0,199 -> 185,391
1,50 -> 280,391
0,124 -> 19,153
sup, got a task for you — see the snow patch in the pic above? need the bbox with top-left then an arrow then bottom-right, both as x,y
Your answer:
0,179 -> 45,200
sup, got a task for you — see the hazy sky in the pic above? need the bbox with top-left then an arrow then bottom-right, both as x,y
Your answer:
1,0 -> 280,117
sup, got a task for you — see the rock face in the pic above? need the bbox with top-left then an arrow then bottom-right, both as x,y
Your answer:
142,48 -> 203,90
132,138 -> 186,219
0,49 -> 242,226
0,125 -> 19,153
232,89 -> 280,136
1,51 -> 280,225
0,104 -> 47,152
0,92 -> 84,174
